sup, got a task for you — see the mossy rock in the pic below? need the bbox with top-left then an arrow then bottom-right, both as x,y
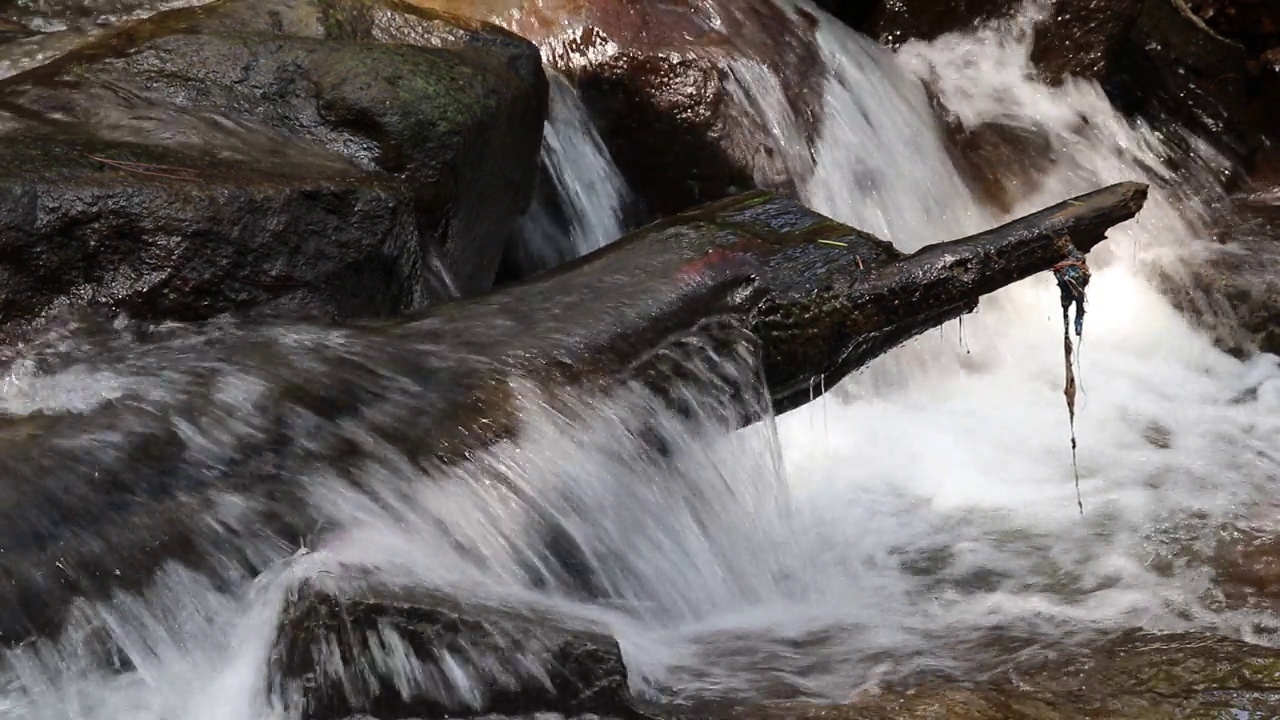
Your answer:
0,0 -> 546,343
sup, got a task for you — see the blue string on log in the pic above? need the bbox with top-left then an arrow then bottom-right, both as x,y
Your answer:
1053,247 -> 1090,338
1052,246 -> 1091,515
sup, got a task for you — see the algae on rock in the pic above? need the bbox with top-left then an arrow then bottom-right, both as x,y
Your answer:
0,0 -> 547,343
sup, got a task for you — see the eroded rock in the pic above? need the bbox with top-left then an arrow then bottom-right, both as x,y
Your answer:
270,579 -> 636,720
0,0 -> 547,342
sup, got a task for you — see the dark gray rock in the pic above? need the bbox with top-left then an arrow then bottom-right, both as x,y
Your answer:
1111,0 -> 1258,165
269,579 -> 637,720
0,0 -> 547,342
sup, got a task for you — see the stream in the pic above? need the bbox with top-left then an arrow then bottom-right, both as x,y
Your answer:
2,1 -> 1280,718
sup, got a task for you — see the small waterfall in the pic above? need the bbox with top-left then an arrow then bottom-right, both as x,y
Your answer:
510,72 -> 633,273
801,13 -> 992,248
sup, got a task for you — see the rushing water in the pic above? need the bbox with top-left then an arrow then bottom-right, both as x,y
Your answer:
509,71 -> 634,274
4,1 -> 1280,718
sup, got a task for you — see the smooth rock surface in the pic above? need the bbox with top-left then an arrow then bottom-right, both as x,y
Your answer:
0,0 -> 547,343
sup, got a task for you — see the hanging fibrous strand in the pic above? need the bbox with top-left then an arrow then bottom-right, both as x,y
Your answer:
1053,245 -> 1090,515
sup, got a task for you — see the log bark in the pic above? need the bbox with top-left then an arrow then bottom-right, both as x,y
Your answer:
550,180 -> 1146,414
757,181 -> 1148,412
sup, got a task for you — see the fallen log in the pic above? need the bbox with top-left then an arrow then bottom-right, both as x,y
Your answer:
684,181 -> 1149,412
0,183 -> 1147,647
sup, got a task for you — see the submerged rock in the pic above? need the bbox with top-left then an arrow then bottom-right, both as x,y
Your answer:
1165,174 -> 1280,356
713,631 -> 1280,719
0,0 -> 547,342
270,579 -> 635,720
423,0 -> 826,218
937,116 -> 1057,216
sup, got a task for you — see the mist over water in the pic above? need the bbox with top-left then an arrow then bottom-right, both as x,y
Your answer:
4,1 -> 1280,718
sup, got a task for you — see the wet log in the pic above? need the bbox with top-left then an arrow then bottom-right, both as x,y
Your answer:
0,183 -> 1146,648
269,578 -> 636,720
609,181 -> 1148,414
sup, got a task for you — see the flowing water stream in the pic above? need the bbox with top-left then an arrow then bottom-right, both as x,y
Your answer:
3,1 -> 1280,718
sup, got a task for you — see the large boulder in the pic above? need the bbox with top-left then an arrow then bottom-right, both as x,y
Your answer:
0,0 -> 547,343
423,0 -> 827,219
270,578 -> 636,720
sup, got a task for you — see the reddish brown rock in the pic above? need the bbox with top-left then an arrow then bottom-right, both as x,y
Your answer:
420,0 -> 827,218
1214,525 -> 1280,612
943,119 -> 1056,215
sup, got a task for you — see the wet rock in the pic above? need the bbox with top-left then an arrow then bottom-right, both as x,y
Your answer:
1213,524 -> 1280,612
270,579 -> 636,720
0,0 -> 189,33
1262,48 -> 1280,132
939,117 -> 1056,215
1111,0 -> 1259,165
842,0 -> 1141,83
720,630 -> 1280,719
1029,0 -> 1146,82
1165,180 -> 1280,356
868,0 -> 1016,46
1142,421 -> 1174,449
0,0 -> 546,342
1185,0 -> 1280,57
424,0 -> 826,218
